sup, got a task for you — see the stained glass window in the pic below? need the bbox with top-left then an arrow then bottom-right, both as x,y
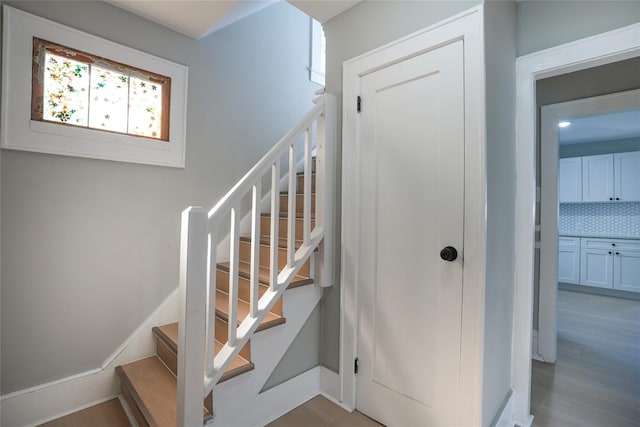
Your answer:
31,38 -> 171,141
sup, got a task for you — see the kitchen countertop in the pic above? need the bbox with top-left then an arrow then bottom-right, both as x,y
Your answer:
559,232 -> 640,240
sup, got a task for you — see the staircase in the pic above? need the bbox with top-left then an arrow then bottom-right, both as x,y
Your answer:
114,168 -> 319,427
35,94 -> 336,427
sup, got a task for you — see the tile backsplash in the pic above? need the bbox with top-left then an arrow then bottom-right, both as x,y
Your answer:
559,202 -> 640,237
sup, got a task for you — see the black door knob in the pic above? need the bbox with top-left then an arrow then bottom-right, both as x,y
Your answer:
440,246 -> 458,261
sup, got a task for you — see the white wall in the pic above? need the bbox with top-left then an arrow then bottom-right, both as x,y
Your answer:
516,0 -> 640,56
0,0 -> 318,394
321,0 -> 481,373
482,2 -> 517,425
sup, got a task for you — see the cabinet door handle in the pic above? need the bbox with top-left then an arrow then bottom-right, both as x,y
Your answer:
609,197 -> 614,200
609,251 -> 612,255
612,243 -> 616,247
616,252 -> 620,255
616,197 -> 620,201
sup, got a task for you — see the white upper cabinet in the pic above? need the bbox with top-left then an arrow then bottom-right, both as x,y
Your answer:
582,154 -> 615,202
558,157 -> 582,202
581,152 -> 640,202
614,151 -> 640,202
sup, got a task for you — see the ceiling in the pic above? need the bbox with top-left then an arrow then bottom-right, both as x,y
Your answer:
108,0 -> 361,40
559,108 -> 640,145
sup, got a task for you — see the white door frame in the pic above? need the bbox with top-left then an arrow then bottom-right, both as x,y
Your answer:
538,89 -> 640,363
512,23 -> 640,426
340,6 -> 486,425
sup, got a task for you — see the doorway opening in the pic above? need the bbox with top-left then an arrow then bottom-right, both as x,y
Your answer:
512,23 -> 640,426
533,87 -> 640,424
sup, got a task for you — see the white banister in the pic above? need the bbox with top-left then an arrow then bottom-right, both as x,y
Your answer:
178,95 -> 336,425
177,207 -> 208,427
207,104 -> 324,220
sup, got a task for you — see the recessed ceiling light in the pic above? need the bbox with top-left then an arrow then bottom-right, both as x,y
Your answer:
558,121 -> 571,128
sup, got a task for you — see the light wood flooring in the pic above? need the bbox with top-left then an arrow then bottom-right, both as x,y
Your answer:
531,290 -> 640,427
38,399 -> 130,427
268,396 -> 383,427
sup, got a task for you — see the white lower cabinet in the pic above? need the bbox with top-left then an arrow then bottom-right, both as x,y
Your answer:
558,237 -> 580,284
580,246 -> 613,288
613,249 -> 640,293
579,238 -> 640,292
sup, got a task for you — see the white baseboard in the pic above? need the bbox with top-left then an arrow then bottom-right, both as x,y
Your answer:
492,390 -> 514,427
0,288 -> 180,427
531,330 -> 544,362
319,367 -> 352,412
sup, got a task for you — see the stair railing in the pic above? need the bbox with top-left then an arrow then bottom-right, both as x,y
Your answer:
176,94 -> 336,426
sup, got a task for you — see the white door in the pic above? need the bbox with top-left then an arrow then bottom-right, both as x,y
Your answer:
558,158 -> 582,203
355,40 -> 464,426
582,154 -> 614,202
614,151 -> 640,202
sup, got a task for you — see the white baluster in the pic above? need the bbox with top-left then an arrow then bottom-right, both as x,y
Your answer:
303,128 -> 312,246
206,229 -> 217,374
250,182 -> 261,318
287,144 -> 297,268
228,203 -> 240,345
270,161 -> 280,292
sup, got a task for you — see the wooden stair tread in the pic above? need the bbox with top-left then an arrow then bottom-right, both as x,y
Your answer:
218,260 -> 313,288
153,323 -> 254,383
239,235 -> 305,250
214,340 -> 255,382
214,289 -> 285,330
261,212 -> 316,220
116,356 -> 188,427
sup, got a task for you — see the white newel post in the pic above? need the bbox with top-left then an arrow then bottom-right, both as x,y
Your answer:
177,207 -> 208,427
316,94 -> 337,287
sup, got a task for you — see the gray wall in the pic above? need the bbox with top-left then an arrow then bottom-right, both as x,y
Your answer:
516,0 -> 640,56
560,137 -> 640,158
483,2 -> 517,426
531,57 -> 640,330
0,0 -> 318,394
322,0 -> 481,374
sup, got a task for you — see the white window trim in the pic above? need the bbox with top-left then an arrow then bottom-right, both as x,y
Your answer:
1,5 -> 189,168
309,19 -> 325,86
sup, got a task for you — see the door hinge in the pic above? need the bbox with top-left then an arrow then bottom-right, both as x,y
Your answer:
357,96 -> 362,113
354,357 -> 359,374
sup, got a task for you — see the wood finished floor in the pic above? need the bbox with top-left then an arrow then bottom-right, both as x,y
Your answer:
38,399 -> 130,427
531,290 -> 640,427
268,396 -> 383,427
